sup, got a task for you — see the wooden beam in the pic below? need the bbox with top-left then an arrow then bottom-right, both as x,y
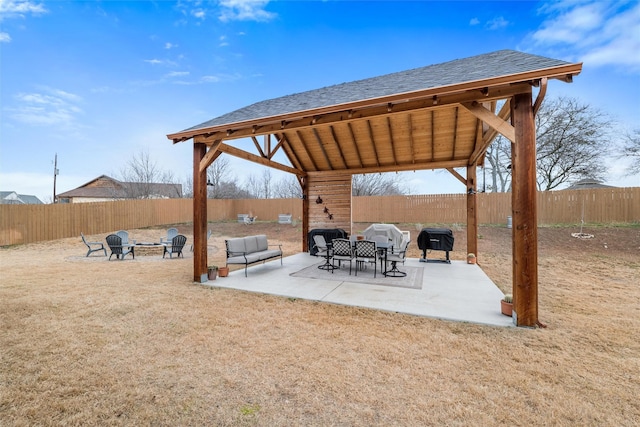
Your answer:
533,77 -> 548,115
329,125 -> 349,169
511,90 -> 539,327
251,136 -> 266,158
313,127 -> 334,170
193,143 -> 208,283
461,101 -> 516,143
468,99 -> 512,166
446,167 -> 466,186
218,143 -> 305,176
366,120 -> 380,167
387,117 -> 398,165
407,113 -> 416,164
296,130 -> 319,171
198,140 -> 222,173
347,122 -> 364,168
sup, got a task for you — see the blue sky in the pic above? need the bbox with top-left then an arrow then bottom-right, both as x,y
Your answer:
1,0 -> 639,202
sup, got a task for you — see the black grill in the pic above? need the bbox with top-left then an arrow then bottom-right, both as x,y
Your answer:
417,228 -> 454,263
308,228 -> 347,255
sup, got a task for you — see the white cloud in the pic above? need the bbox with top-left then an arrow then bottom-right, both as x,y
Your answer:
165,71 -> 190,78
6,87 -> 83,128
486,16 -> 509,30
469,17 -> 480,26
164,42 -> 177,49
0,0 -> 47,18
218,0 -> 275,22
0,0 -> 47,41
531,0 -> 640,72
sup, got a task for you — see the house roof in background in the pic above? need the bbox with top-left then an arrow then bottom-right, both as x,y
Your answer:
0,191 -> 44,204
57,175 -> 182,199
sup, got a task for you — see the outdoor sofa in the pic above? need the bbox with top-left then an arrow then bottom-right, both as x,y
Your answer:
225,234 -> 283,277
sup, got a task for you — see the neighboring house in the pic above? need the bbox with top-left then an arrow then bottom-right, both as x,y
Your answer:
56,175 -> 182,203
564,179 -> 616,190
0,191 -> 44,204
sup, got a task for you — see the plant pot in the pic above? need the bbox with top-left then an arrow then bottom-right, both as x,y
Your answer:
467,258 -> 476,264
501,299 -> 513,316
207,268 -> 217,280
218,266 -> 229,277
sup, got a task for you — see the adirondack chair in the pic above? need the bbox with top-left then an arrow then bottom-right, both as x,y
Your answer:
81,232 -> 106,257
160,227 -> 178,244
106,234 -> 135,260
163,234 -> 187,259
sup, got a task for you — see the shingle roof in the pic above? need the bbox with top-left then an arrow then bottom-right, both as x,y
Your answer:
182,50 -> 574,133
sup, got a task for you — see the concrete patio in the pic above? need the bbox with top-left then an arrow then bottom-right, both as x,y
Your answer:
204,253 -> 514,327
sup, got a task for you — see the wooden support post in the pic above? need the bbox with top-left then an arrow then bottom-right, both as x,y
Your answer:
193,143 -> 208,283
302,180 -> 309,252
511,91 -> 538,327
466,164 -> 478,261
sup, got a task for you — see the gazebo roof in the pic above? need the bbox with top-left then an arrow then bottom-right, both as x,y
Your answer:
167,49 -> 581,177
176,50 -> 574,135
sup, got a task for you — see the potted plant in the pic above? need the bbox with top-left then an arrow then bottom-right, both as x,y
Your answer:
467,253 -> 476,264
218,265 -> 229,277
207,265 -> 218,280
501,294 -> 513,316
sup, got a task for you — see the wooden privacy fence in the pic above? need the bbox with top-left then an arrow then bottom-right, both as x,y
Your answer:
1,188 -> 638,246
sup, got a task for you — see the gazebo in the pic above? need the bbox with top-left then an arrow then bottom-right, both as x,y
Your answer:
167,50 -> 582,327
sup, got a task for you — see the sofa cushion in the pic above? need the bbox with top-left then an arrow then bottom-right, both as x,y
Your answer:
257,249 -> 282,261
226,238 -> 246,255
255,235 -> 268,252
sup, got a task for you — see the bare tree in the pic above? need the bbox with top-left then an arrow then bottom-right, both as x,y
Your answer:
273,175 -> 303,198
117,149 -> 180,199
483,96 -> 612,191
620,128 -> 640,176
352,173 -> 406,196
535,97 -> 611,190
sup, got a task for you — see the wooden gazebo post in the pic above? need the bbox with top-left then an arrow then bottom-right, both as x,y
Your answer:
466,164 -> 478,260
511,90 -> 538,327
193,143 -> 208,283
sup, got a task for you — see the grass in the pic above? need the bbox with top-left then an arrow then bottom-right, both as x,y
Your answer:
1,222 -> 639,426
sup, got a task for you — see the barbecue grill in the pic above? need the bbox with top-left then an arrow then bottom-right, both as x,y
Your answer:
417,228 -> 454,263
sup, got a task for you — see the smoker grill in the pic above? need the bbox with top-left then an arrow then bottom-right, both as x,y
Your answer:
417,228 -> 454,263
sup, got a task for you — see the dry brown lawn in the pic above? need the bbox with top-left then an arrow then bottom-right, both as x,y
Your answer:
1,221 -> 639,426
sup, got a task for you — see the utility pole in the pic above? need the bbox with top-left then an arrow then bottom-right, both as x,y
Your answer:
53,153 -> 59,204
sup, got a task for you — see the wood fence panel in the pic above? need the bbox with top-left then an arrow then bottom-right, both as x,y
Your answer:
0,187 -> 637,246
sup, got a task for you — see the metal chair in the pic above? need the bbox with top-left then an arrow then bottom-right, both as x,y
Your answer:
81,232 -> 106,257
106,234 -> 135,260
331,238 -> 354,275
385,241 -> 410,277
355,240 -> 377,277
313,235 -> 335,270
163,234 -> 187,259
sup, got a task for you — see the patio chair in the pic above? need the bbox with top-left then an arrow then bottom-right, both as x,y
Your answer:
106,234 -> 135,260
331,238 -> 354,275
384,241 -> 410,277
160,227 -> 178,244
163,234 -> 187,259
116,230 -> 135,245
355,239 -> 377,278
313,234 -> 335,270
81,232 -> 107,257
190,229 -> 212,252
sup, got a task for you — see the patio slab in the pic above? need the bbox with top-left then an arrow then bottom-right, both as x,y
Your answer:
204,253 -> 514,327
